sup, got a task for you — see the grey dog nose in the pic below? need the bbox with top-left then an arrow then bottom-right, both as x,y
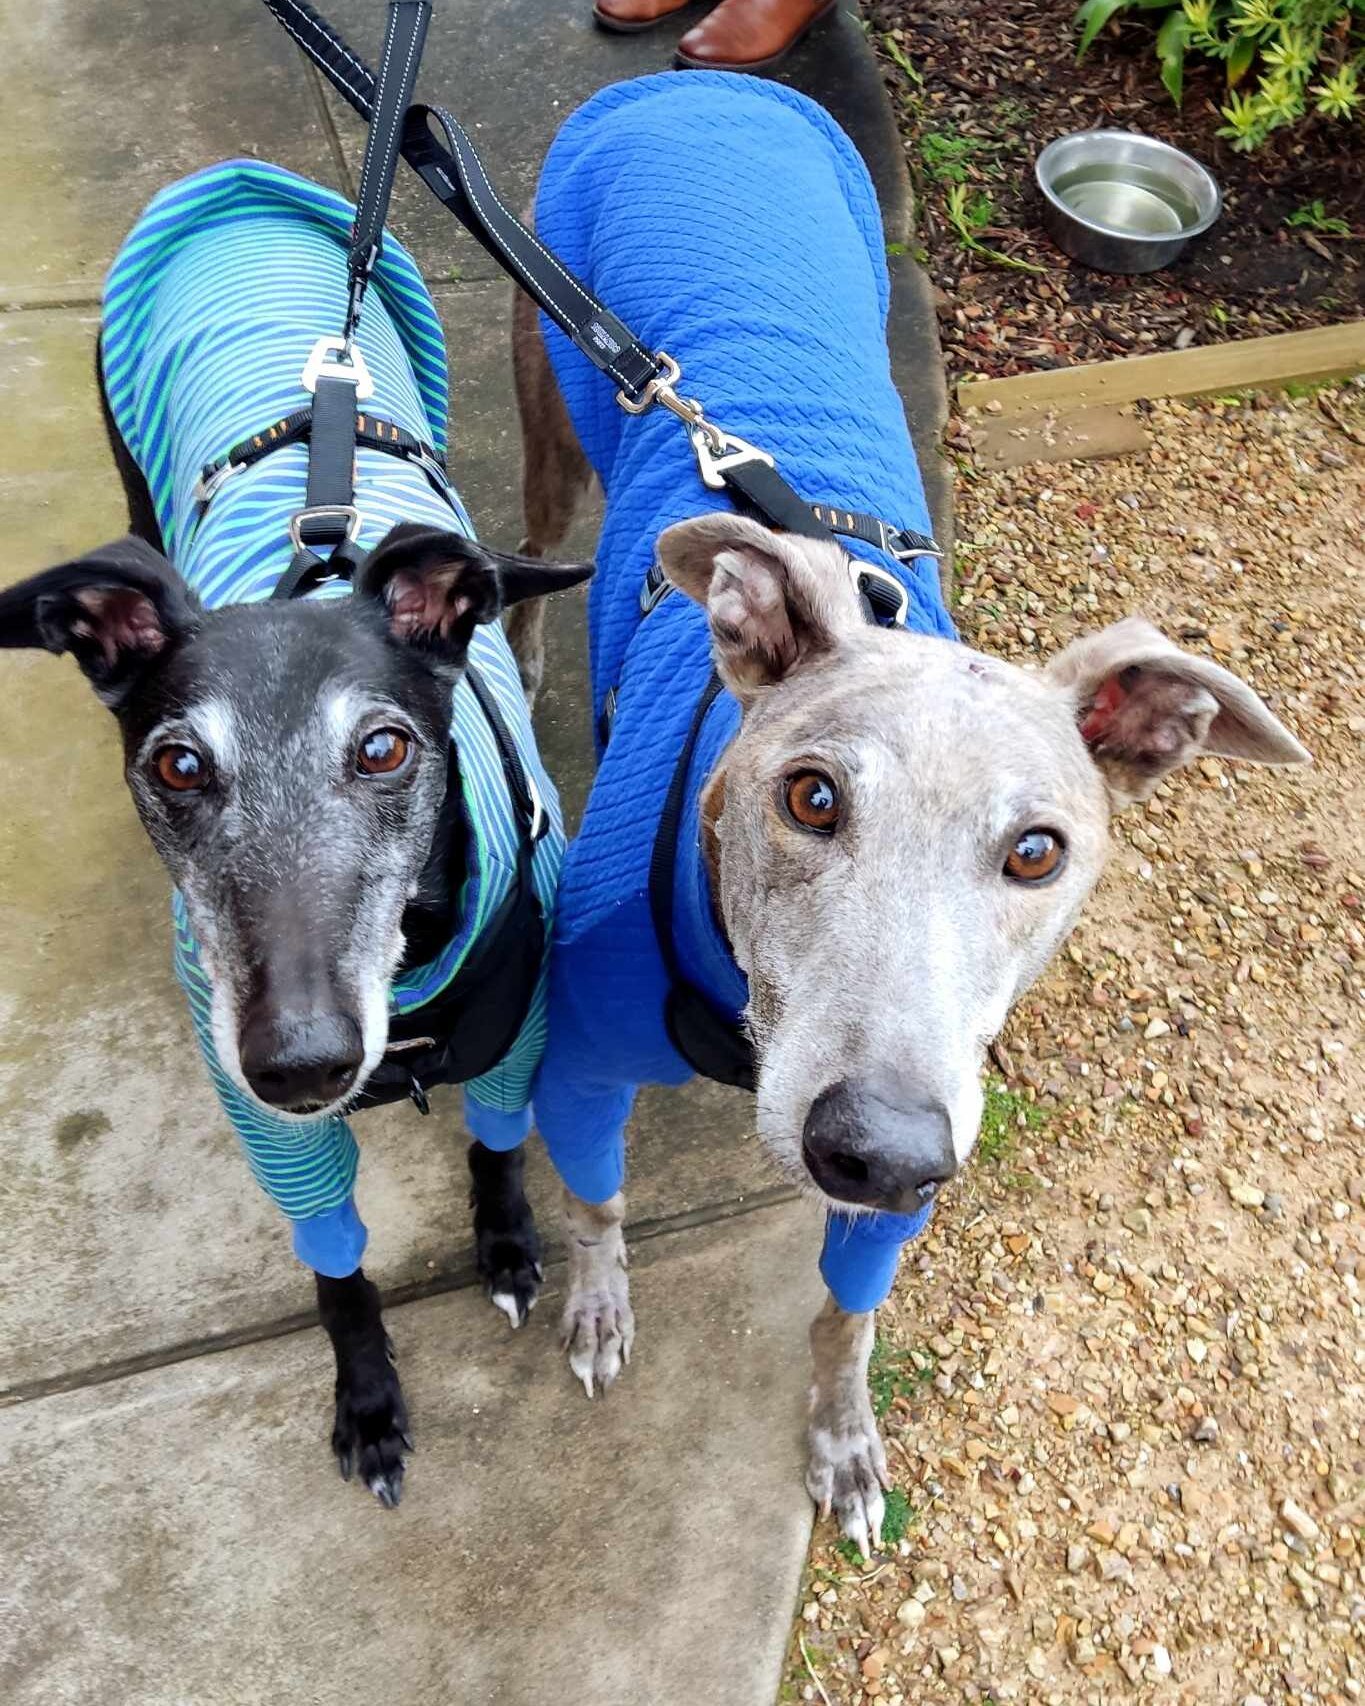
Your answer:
802,1076 -> 956,1213
240,1010 -> 365,1111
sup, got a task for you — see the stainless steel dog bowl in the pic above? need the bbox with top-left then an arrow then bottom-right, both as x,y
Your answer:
1035,130 -> 1221,274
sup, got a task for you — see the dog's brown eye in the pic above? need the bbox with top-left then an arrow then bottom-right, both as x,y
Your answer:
1005,829 -> 1065,884
785,770 -> 840,834
153,745 -> 209,792
357,728 -> 411,776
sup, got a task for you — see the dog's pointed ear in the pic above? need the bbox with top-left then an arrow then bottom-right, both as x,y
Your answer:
1046,615 -> 1310,807
0,535 -> 198,709
656,513 -> 864,702
357,524 -> 593,663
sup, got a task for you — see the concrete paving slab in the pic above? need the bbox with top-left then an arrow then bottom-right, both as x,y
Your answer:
0,0 -> 343,304
0,1199 -> 824,1706
0,308 -> 775,1395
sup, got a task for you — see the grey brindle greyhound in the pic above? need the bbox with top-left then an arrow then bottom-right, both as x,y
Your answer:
508,290 -> 1310,1554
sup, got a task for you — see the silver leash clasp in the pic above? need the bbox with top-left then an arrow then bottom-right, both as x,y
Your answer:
617,351 -> 774,490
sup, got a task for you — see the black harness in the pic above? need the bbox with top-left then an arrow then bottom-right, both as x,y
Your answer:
354,670 -> 549,1115
253,0 -> 944,1097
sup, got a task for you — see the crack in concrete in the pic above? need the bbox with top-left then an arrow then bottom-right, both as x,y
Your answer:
0,1185 -> 800,1410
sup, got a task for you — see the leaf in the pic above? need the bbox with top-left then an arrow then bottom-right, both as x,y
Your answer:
1227,30 -> 1258,86
1075,0 -> 1132,58
1157,10 -> 1191,103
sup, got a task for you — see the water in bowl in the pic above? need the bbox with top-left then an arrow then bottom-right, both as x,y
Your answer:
1054,163 -> 1199,236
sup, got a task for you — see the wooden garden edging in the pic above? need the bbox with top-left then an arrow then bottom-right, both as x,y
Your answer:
957,320 -> 1365,468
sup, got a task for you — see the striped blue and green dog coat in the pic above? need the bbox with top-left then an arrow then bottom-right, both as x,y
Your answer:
100,160 -> 565,1278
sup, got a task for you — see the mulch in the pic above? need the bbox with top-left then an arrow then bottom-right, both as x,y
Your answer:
865,0 -> 1365,384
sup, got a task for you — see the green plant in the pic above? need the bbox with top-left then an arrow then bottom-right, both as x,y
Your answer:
882,32 -> 924,86
868,1336 -> 938,1417
1286,197 -> 1353,232
920,129 -> 994,185
1074,0 -> 1365,149
978,1079 -> 1046,1165
944,184 -> 1045,273
835,1489 -> 917,1563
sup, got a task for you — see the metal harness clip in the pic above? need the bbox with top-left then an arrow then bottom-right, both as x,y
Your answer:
301,335 -> 375,401
192,459 -> 245,507
287,504 -> 363,551
851,559 -> 910,628
687,422 -> 775,492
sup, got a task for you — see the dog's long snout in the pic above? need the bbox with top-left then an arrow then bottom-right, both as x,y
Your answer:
239,1008 -> 365,1111
801,1076 -> 956,1213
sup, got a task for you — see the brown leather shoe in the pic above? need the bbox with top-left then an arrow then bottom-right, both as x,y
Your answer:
675,0 -> 837,70
593,0 -> 694,32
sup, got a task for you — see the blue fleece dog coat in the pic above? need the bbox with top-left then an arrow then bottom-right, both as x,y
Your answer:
530,75 -> 957,1314
100,161 -> 565,1279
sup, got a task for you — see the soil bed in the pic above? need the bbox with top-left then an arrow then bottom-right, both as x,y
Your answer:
866,0 -> 1365,385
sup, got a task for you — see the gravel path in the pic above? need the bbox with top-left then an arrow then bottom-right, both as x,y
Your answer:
784,384 -> 1365,1706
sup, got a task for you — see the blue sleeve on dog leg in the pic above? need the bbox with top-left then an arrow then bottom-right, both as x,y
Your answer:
532,1073 -> 634,1205
463,1094 -> 533,1152
819,1202 -> 934,1314
292,1196 -> 369,1278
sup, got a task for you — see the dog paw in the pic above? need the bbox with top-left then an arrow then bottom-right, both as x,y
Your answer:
476,1227 -> 544,1330
331,1355 -> 412,1509
560,1275 -> 634,1398
806,1409 -> 891,1559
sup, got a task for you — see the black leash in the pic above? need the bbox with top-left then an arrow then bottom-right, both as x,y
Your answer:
278,0 -> 432,597
255,0 -> 940,578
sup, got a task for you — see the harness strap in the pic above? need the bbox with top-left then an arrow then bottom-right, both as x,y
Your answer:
302,373 -> 362,542
463,665 -> 548,848
646,673 -> 755,1093
196,409 -> 446,499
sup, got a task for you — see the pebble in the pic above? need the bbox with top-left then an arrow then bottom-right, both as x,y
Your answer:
1280,1497 -> 1322,1543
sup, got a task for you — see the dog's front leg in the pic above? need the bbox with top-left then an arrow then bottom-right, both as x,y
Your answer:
315,1269 -> 411,1508
469,1139 -> 543,1328
806,1291 -> 889,1558
560,1188 -> 634,1397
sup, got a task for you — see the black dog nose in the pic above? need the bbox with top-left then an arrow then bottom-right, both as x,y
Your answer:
240,1010 -> 365,1111
802,1077 -> 956,1213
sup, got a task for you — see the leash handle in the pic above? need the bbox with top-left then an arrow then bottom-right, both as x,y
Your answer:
344,0 -> 431,348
